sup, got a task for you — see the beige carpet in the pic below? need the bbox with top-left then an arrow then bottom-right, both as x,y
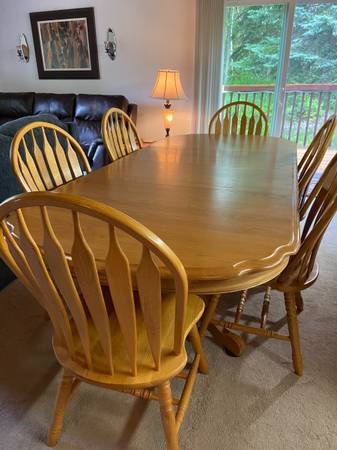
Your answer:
0,218 -> 336,450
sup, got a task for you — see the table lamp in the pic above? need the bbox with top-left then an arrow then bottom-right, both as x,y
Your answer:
151,69 -> 186,137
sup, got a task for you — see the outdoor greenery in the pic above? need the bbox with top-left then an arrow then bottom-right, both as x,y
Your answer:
224,3 -> 337,85
223,5 -> 284,86
223,3 -> 337,147
288,4 -> 337,84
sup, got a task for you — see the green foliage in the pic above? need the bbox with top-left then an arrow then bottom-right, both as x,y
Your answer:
223,5 -> 283,85
224,4 -> 337,85
223,4 -> 337,148
289,4 -> 337,83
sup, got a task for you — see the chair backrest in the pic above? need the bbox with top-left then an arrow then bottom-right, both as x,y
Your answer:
11,121 -> 91,192
278,152 -> 337,289
208,101 -> 269,137
298,115 -> 337,209
300,149 -> 337,221
101,107 -> 142,162
0,192 -> 188,377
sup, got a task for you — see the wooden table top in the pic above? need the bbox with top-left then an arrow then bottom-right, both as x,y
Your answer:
25,134 -> 300,294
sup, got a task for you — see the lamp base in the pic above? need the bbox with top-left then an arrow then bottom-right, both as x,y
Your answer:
164,100 -> 172,109
163,100 -> 173,138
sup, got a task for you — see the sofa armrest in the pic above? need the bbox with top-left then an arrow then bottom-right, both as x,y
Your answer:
88,138 -> 110,170
87,137 -> 103,160
64,121 -> 80,142
128,103 -> 138,124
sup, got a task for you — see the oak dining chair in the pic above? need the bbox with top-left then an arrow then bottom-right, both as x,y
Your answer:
0,191 -> 207,449
10,121 -> 91,192
101,107 -> 142,162
249,115 -> 337,314
200,152 -> 337,376
297,115 -> 337,210
208,101 -> 269,137
219,113 -> 335,324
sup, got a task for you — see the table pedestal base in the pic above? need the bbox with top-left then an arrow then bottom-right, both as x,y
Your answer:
208,323 -> 246,357
198,293 -> 246,357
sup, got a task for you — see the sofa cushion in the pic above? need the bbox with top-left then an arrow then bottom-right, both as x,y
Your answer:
0,92 -> 34,124
0,132 -> 22,289
0,114 -> 71,194
74,94 -> 129,120
0,132 -> 21,288
0,113 -> 69,201
0,133 -> 21,202
0,113 -> 68,138
75,119 -> 102,153
34,93 -> 76,121
74,94 -> 129,152
0,113 -> 75,290
0,260 -> 16,288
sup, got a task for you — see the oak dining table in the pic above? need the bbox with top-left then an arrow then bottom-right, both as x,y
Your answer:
20,133 -> 300,352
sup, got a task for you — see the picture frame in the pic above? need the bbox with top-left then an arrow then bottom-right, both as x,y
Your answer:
30,7 -> 100,79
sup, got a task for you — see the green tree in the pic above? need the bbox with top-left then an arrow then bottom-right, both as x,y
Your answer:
288,4 -> 337,84
223,5 -> 284,85
224,4 -> 337,85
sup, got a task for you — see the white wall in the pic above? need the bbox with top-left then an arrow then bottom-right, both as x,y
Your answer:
0,0 -> 196,140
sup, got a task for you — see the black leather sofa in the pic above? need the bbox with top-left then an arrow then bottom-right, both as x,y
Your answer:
0,92 -> 137,169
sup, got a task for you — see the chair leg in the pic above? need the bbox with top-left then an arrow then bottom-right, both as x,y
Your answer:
295,291 -> 304,313
189,324 -> 208,374
284,293 -> 304,376
199,294 -> 221,338
48,369 -> 76,447
158,381 -> 179,450
235,290 -> 247,323
260,286 -> 271,328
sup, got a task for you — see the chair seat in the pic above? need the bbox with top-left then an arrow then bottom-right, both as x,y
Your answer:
53,293 -> 204,388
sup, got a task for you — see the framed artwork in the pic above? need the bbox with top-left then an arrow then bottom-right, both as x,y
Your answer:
30,7 -> 100,79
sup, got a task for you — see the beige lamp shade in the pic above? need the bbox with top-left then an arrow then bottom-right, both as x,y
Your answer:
151,69 -> 186,100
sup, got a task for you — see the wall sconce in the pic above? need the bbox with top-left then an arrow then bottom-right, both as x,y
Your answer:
104,28 -> 117,61
16,33 -> 29,63
151,69 -> 186,137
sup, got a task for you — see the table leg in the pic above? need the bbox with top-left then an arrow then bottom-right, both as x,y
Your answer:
199,293 -> 246,357
199,294 -> 221,338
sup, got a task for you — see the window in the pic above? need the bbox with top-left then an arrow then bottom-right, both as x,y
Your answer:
222,1 -> 337,149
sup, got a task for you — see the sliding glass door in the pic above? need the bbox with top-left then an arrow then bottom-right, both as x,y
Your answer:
283,2 -> 337,150
223,3 -> 288,134
222,0 -> 337,150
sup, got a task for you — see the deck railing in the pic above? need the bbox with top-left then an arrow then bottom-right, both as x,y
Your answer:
223,84 -> 337,148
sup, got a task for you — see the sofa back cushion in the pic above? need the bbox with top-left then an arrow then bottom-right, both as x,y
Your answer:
0,112 -> 78,289
74,94 -> 129,151
0,113 -> 69,199
0,133 -> 21,201
0,92 -> 34,125
33,93 -> 76,121
0,132 -> 22,288
0,113 -> 68,138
